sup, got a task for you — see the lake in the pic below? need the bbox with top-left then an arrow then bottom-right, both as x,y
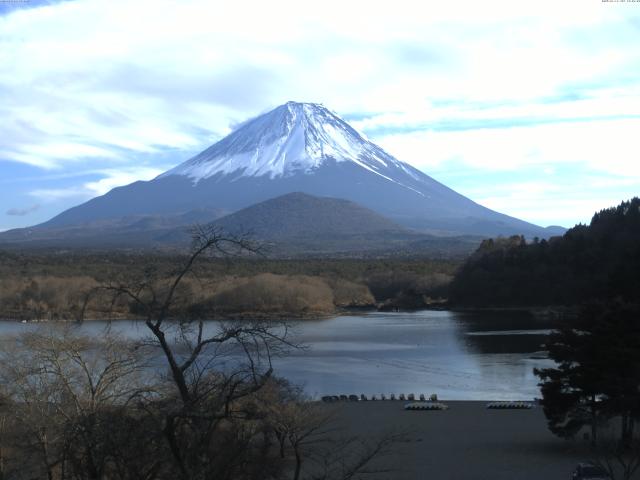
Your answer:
0,309 -> 556,400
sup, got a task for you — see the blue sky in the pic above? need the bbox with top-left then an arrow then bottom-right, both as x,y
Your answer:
1,0 -> 639,231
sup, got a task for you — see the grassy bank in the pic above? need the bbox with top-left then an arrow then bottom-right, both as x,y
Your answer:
0,251 -> 459,320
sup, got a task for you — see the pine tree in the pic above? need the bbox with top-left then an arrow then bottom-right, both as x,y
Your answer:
535,302 -> 640,446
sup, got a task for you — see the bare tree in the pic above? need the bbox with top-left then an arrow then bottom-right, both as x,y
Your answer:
308,433 -> 404,480
82,225 -> 300,479
0,325 -> 151,479
0,413 -> 7,480
256,381 -> 335,480
592,434 -> 640,480
254,379 -> 405,480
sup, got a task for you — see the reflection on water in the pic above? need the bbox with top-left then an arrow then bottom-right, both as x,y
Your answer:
453,310 -> 553,355
0,310 -> 556,400
274,310 -> 555,400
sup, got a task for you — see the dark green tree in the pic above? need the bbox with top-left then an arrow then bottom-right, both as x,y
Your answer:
587,303 -> 640,446
535,320 -> 606,444
535,302 -> 640,447
451,197 -> 640,307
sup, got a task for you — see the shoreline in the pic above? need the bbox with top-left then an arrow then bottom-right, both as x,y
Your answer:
0,304 -> 571,323
450,304 -> 579,317
315,398 -> 540,405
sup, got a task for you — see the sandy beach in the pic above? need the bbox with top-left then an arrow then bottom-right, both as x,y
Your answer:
327,401 -> 593,480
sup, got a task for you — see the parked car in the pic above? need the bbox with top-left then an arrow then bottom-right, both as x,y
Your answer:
571,463 -> 611,480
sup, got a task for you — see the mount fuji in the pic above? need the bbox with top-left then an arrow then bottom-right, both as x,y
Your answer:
1,102 -> 563,250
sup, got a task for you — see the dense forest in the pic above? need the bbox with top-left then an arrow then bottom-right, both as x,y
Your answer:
450,198 -> 640,307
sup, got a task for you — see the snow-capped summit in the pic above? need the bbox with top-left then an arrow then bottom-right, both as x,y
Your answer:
28,102 -> 562,239
163,102 -> 419,187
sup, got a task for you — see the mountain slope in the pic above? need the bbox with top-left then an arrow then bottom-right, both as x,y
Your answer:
0,193 -> 481,257
180,192 -> 480,257
211,192 -> 405,238
5,102 -> 562,244
0,208 -> 222,248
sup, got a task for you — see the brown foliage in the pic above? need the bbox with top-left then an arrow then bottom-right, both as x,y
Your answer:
209,274 -> 336,315
0,276 -> 99,320
0,272 -> 376,320
325,277 -> 375,308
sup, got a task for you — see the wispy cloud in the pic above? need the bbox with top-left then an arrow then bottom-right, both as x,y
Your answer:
28,166 -> 164,201
375,117 -> 640,177
6,204 -> 40,216
28,187 -> 89,201
82,167 -> 164,196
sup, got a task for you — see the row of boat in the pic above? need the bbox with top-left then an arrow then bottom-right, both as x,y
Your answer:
320,395 -> 536,410
321,393 -> 438,402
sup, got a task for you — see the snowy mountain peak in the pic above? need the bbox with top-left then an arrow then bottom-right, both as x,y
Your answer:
20,102 -> 554,239
162,102 -> 415,182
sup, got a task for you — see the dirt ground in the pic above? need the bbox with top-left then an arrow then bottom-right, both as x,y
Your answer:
327,401 -> 596,480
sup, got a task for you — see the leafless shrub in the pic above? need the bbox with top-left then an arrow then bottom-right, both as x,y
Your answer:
209,274 -> 335,315
0,325 -> 152,479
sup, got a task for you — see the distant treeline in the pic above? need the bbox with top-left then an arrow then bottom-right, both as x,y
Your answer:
0,255 -> 458,320
450,198 -> 640,307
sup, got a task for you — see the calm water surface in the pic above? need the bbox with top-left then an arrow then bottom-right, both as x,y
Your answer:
0,310 -> 555,400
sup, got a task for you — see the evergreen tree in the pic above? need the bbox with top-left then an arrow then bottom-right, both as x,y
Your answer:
535,302 -> 640,446
451,197 -> 640,307
535,320 -> 605,444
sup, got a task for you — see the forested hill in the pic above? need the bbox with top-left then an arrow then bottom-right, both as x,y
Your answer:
449,198 -> 640,307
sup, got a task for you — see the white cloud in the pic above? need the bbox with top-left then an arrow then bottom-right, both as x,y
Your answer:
29,187 -> 88,201
83,167 -> 164,196
0,142 -> 121,169
472,182 -> 636,227
375,117 -> 640,178
374,116 -> 640,226
352,93 -> 640,135
29,166 -> 164,201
